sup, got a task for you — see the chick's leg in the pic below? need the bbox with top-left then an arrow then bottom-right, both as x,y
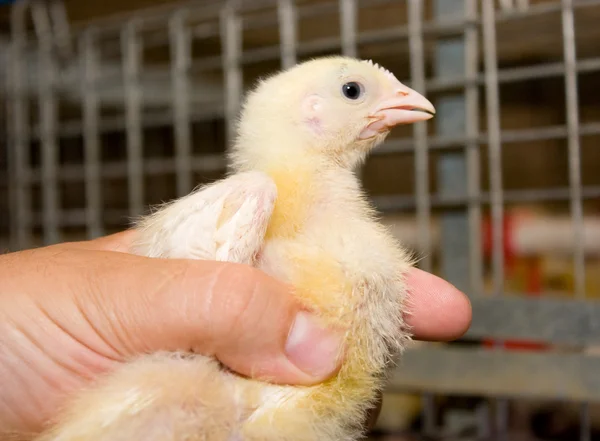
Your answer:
35,354 -> 240,441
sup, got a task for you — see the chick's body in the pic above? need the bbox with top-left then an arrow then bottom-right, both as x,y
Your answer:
34,56 -> 435,441
239,165 -> 412,441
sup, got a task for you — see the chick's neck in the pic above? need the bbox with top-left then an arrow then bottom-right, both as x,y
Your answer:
229,127 -> 367,239
261,156 -> 364,241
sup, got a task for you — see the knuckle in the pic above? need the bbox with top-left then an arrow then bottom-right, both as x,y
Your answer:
210,263 -> 266,342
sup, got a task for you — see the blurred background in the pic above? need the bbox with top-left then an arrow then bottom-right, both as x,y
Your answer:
1,0 -> 600,439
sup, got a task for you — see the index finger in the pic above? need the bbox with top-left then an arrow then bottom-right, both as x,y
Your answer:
404,268 -> 472,342
80,232 -> 473,342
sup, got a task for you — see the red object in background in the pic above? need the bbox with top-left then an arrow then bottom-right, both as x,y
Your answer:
482,213 -> 517,276
525,257 -> 543,296
482,212 -> 548,352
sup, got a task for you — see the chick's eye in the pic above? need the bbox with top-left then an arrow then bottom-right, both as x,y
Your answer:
342,82 -> 363,100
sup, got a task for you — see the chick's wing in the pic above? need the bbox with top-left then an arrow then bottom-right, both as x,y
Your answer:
130,171 -> 277,265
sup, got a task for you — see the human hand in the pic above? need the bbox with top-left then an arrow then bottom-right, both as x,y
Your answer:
0,231 -> 471,436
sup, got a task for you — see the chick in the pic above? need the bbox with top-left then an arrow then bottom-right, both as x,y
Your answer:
35,56 -> 435,441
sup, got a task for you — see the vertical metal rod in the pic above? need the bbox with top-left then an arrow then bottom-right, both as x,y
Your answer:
409,0 -> 436,435
434,0 -> 471,294
170,11 -> 193,196
408,1 -> 431,275
580,404 -> 591,441
465,0 -> 483,299
5,45 -> 16,251
34,5 -> 60,245
482,1 -> 508,439
8,13 -> 31,250
122,20 -> 144,217
482,0 -> 504,326
81,30 -> 103,239
220,4 -> 243,149
561,0 -> 585,305
339,0 -> 357,58
339,0 -> 361,179
465,1 -> 487,437
561,1 -> 588,440
277,0 -> 297,69
48,0 -> 73,60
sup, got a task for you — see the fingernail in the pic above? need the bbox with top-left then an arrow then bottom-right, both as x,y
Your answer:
285,311 -> 345,379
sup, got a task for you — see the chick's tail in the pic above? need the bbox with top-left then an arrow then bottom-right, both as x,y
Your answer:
34,353 -> 240,441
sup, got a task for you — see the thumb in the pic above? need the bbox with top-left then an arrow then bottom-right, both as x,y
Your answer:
84,251 -> 345,386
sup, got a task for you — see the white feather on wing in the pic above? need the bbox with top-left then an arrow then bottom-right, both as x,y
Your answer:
130,171 -> 278,265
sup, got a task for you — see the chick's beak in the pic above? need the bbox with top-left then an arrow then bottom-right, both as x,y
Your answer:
359,84 -> 435,140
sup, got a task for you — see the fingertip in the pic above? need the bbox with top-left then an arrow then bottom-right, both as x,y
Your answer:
404,268 -> 472,342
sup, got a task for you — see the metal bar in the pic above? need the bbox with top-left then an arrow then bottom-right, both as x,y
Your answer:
55,35 -> 600,88
34,5 -> 61,246
24,93 -> 600,141
48,0 -> 73,60
169,11 -> 193,197
433,1 -> 471,296
379,122 -> 600,152
482,0 -> 504,309
465,295 -> 600,346
389,346 -> 600,403
122,20 -> 145,217
581,404 -> 591,441
63,0 -> 384,36
15,182 -> 600,228
373,186 -> 600,212
431,0 -> 474,435
37,32 -> 600,82
277,0 -> 297,69
220,4 -> 243,149
4,45 -> 16,252
13,0 -> 599,55
57,0 -> 599,36
81,29 -> 103,239
8,7 -> 31,251
482,1 -> 508,437
16,15 -> 600,93
7,155 -> 225,184
409,0 -> 431,274
339,0 -> 361,180
339,0 -> 357,58
28,106 -> 224,140
41,54 -> 600,113
408,1 -> 435,435
6,158 -> 600,207
465,0 -> 483,297
561,0 -> 586,307
11,121 -> 600,184
425,57 -> 600,93
561,1 -> 589,440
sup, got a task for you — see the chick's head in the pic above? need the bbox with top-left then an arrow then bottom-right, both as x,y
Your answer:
230,56 -> 435,171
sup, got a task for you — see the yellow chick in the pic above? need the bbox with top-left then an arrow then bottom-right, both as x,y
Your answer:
34,56 -> 435,441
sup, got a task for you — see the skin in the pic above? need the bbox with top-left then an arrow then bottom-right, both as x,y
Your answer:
0,230 -> 471,438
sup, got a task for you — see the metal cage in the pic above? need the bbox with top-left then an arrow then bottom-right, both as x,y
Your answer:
2,0 -> 600,439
